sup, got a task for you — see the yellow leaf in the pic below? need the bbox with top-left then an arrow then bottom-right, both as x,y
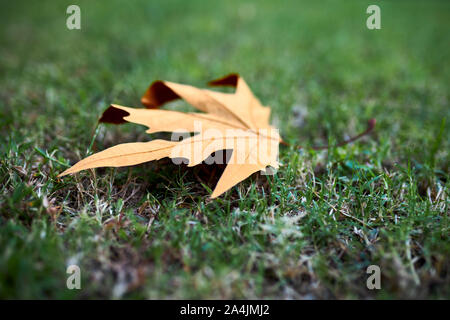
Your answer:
59,74 -> 282,198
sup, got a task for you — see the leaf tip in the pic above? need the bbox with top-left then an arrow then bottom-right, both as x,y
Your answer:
57,170 -> 70,178
99,105 -> 130,124
208,73 -> 240,87
141,80 -> 179,108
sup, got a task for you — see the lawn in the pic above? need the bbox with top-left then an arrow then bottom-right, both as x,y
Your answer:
0,0 -> 448,299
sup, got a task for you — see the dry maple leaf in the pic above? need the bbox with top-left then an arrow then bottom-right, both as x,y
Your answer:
59,74 -> 281,198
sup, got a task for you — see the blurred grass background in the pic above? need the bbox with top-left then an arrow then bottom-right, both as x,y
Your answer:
0,0 -> 448,299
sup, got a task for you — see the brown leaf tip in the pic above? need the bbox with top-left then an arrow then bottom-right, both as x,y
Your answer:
99,105 -> 130,124
208,73 -> 239,87
141,80 -> 180,108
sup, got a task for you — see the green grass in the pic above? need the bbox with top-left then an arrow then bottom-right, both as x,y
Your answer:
0,0 -> 448,299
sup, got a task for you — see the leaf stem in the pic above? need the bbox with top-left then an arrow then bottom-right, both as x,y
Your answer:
284,118 -> 376,150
